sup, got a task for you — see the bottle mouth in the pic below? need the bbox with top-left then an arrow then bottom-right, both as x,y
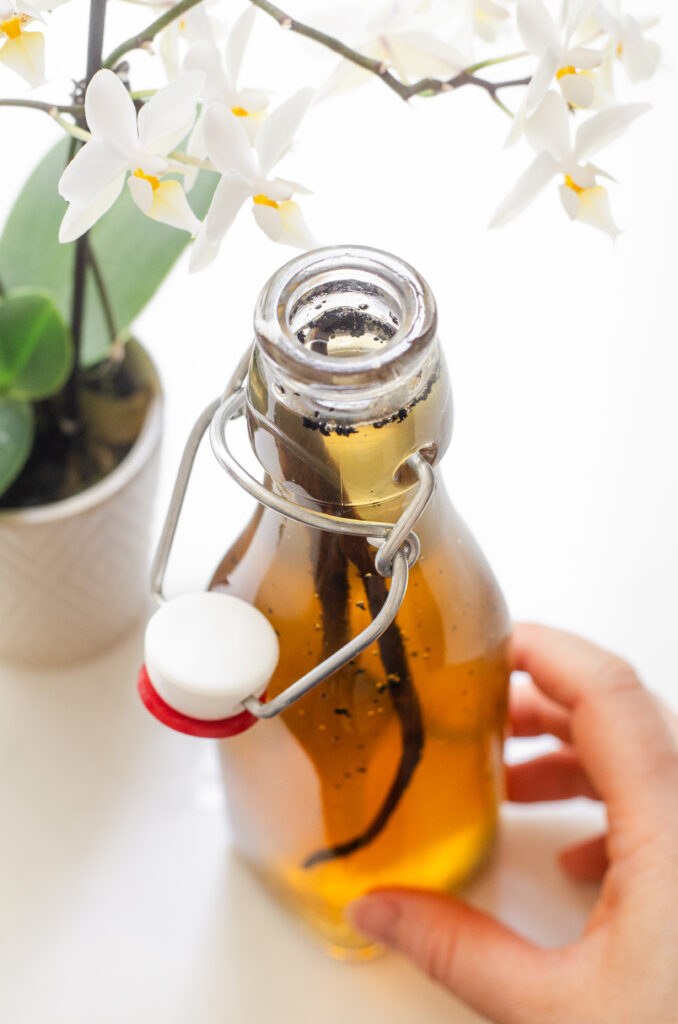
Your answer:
253,245 -> 437,388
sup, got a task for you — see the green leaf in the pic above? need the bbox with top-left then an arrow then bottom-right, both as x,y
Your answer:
0,139 -> 217,366
0,398 -> 34,496
0,288 -> 73,400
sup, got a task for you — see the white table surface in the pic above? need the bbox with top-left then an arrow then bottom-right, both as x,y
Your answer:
1,2 -> 677,1020
1,625 -> 606,1024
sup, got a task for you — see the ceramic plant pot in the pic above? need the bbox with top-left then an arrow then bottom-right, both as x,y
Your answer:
0,341 -> 163,666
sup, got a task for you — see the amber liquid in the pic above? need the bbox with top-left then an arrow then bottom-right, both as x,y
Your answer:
212,448 -> 510,955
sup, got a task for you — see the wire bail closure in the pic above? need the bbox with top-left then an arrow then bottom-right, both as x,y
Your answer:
149,350 -> 435,721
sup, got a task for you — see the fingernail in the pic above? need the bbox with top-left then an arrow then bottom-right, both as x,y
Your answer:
346,896 -> 401,941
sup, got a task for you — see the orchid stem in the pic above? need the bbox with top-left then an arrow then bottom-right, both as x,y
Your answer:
102,0 -> 532,108
169,149 -> 215,171
62,0 -> 108,432
88,244 -> 118,345
245,0 -> 531,105
104,0 -> 204,68
50,111 -> 91,142
0,98 -> 84,115
491,93 -> 513,117
465,51 -> 528,74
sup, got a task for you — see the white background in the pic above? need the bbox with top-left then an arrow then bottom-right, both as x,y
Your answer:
1,1 -> 676,1022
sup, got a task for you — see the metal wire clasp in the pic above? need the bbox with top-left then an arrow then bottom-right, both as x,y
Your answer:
150,357 -> 435,720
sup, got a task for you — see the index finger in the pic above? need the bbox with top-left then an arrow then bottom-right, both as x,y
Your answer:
511,623 -> 678,841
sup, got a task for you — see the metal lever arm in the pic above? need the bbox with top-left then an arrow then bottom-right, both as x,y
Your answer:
149,384 -> 435,719
243,549 -> 408,719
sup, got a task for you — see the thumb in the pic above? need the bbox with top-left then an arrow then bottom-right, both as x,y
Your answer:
348,889 -> 564,1024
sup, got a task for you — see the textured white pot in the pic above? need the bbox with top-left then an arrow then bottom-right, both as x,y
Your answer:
0,341 -> 163,666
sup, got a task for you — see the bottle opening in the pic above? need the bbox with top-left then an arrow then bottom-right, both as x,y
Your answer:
253,245 -> 437,387
291,278 -> 401,360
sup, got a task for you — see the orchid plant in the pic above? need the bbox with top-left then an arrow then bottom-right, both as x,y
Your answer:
0,0 -> 661,506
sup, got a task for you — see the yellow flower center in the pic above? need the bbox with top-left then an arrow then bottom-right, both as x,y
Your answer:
230,106 -> 250,117
564,174 -> 585,195
556,65 -> 577,80
616,42 -> 623,56
134,168 -> 160,191
253,194 -> 278,209
1,15 -> 24,39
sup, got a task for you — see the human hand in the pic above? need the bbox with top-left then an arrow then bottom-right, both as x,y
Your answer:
348,623 -> 678,1024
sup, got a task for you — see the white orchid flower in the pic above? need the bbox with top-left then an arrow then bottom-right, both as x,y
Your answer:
467,0 -> 512,44
190,88 -> 316,272
183,3 -> 269,190
318,0 -> 468,99
517,0 -> 603,114
156,0 -> 222,82
594,2 -> 660,83
491,90 -> 649,238
0,0 -> 66,87
58,69 -> 204,244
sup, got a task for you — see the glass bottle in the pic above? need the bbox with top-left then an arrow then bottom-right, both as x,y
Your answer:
210,246 -> 510,958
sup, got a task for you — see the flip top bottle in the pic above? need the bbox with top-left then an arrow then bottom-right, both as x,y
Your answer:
139,245 -> 511,957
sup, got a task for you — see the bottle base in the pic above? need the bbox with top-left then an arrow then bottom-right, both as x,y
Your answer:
235,817 -> 499,960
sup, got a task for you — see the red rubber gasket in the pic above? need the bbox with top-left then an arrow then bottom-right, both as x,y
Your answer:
137,664 -> 262,738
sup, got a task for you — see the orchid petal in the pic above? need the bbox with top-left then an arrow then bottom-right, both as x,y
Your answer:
133,178 -> 201,234
383,30 -> 467,79
564,162 -> 596,189
58,174 -> 126,244
203,103 -> 257,180
25,0 -> 69,11
138,71 -> 204,155
252,203 -> 283,242
85,69 -> 138,155
189,225 -> 220,273
559,71 -> 594,108
58,137 -> 129,204
479,0 -> 510,18
236,87 -> 269,113
14,2 -> 44,20
517,0 -> 559,55
566,45 -> 603,69
558,182 -> 579,219
255,87 -> 313,178
276,200 -> 317,249
183,41 -> 229,101
474,13 -> 505,44
315,57 -> 372,102
562,0 -> 599,44
184,3 -> 216,43
504,94 -> 529,147
274,176 -> 312,196
0,30 -> 44,88
225,5 -> 256,86
574,102 -> 650,162
567,184 -> 620,239
620,25 -> 661,83
257,178 -> 294,202
127,173 -> 153,216
158,21 -> 181,82
489,151 -> 559,228
204,172 -> 251,245
525,48 -> 560,116
526,91 -> 572,163
184,111 -> 207,192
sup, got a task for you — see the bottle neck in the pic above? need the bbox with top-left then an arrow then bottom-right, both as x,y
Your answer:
244,245 -> 453,519
245,341 -> 452,519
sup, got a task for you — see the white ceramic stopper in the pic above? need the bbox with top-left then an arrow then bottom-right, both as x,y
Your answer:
144,592 -> 279,721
